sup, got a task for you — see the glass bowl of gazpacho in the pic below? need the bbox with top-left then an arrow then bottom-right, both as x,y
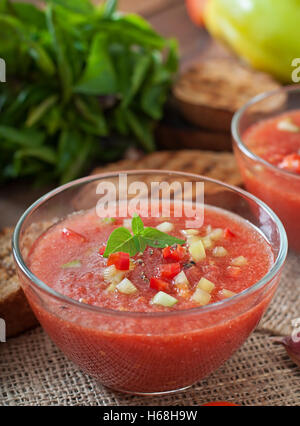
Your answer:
232,86 -> 300,252
12,171 -> 287,394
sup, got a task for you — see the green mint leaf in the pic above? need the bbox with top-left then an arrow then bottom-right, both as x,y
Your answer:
103,216 -> 185,257
131,214 -> 144,235
132,235 -> 147,253
142,227 -> 185,248
103,227 -> 138,257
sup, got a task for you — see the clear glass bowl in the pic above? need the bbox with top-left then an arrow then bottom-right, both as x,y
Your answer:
232,86 -> 300,252
12,171 -> 287,395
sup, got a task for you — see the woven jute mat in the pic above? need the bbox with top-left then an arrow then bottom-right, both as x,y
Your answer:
1,252 -> 300,406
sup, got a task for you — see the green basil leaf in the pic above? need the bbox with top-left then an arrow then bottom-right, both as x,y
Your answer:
124,109 -> 155,152
11,2 -> 47,29
132,234 -> 147,253
25,95 -> 58,127
44,0 -> 94,15
101,0 -> 117,19
74,96 -> 108,136
74,33 -> 117,95
142,227 -> 185,248
14,146 -> 57,165
0,125 -> 45,147
46,5 -> 73,102
103,227 -> 137,257
132,214 -> 144,235
121,54 -> 151,108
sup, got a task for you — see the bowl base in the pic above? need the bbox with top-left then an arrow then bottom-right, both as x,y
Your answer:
103,383 -> 193,396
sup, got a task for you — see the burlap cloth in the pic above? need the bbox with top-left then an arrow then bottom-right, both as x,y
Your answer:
1,253 -> 300,406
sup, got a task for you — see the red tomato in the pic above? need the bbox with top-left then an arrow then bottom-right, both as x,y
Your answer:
185,0 -> 208,27
163,245 -> 186,261
159,263 -> 181,279
279,153 -> 300,174
99,245 -> 106,256
150,277 -> 170,292
61,227 -> 86,242
107,252 -> 130,270
224,228 -> 235,239
203,401 -> 239,406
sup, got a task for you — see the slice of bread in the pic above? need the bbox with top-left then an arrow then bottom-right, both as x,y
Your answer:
92,150 -> 242,188
173,58 -> 282,132
0,227 -> 38,338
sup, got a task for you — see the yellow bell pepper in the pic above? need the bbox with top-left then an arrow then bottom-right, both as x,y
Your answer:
204,0 -> 300,83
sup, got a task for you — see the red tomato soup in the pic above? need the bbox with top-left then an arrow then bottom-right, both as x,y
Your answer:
25,206 -> 275,393
237,110 -> 300,251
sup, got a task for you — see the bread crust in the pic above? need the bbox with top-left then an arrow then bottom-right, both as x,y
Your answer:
0,227 -> 38,338
173,58 -> 281,132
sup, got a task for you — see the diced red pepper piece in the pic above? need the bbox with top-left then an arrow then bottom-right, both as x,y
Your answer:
159,263 -> 181,279
224,228 -> 235,239
150,277 -> 170,292
107,252 -> 130,270
99,245 -> 106,256
62,227 -> 87,242
279,153 -> 300,174
163,245 -> 186,261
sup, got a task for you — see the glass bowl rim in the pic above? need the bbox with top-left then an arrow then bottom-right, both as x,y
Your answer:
232,85 -> 300,180
12,170 -> 288,319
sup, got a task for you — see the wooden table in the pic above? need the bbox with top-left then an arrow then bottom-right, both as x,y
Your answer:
0,0 -> 228,228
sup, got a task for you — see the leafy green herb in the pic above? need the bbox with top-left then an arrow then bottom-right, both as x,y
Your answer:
0,0 -> 178,184
103,215 -> 184,257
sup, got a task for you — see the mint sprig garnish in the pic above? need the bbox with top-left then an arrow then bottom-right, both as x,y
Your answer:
103,215 -> 185,257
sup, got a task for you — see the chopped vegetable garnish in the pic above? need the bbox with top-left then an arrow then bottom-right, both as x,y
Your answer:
208,228 -> 224,241
186,235 -> 201,245
107,252 -> 130,270
231,256 -> 247,266
212,246 -> 228,257
102,218 -> 116,224
105,283 -> 117,293
156,222 -> 174,233
159,263 -> 181,279
116,278 -> 138,295
103,265 -> 125,284
61,259 -> 82,269
181,229 -> 199,236
279,153 -> 300,174
151,291 -> 178,307
174,270 -> 189,286
220,289 -> 237,299
150,277 -> 170,292
201,236 -> 213,249
191,288 -> 211,306
277,117 -> 300,133
197,278 -> 215,294
224,228 -> 235,239
61,228 -> 86,242
163,244 -> 186,261
99,245 -> 106,256
189,239 -> 206,262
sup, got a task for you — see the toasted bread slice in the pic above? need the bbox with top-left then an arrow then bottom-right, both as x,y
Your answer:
173,58 -> 282,132
70,150 -> 243,214
92,150 -> 242,187
0,227 -> 38,338
71,150 -> 241,209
